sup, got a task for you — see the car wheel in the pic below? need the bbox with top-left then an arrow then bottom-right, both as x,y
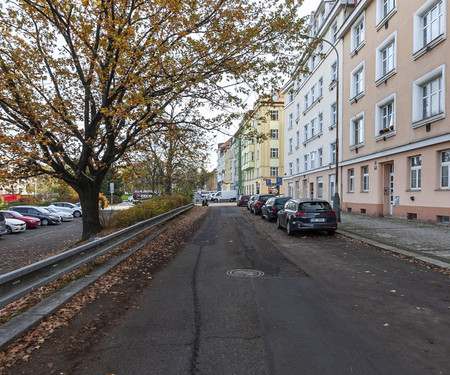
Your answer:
277,217 -> 282,229
261,213 -> 265,219
41,218 -> 49,226
73,211 -> 81,218
6,225 -> 12,234
286,221 -> 293,236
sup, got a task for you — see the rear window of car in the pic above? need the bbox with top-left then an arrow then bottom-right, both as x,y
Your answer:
0,212 -> 4,221
299,202 -> 333,211
259,196 -> 272,201
275,198 -> 290,205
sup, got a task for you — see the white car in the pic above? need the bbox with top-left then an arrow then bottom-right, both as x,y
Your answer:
44,207 -> 74,222
5,218 -> 26,234
49,202 -> 82,217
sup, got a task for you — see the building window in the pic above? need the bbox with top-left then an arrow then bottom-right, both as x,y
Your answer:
348,169 -> 355,192
271,129 -> 278,139
376,32 -> 397,83
318,112 -> 323,133
412,65 -> 445,125
271,110 -> 279,120
270,148 -> 279,158
296,103 -> 300,119
330,143 -> 336,164
311,118 -> 316,138
317,177 -> 323,198
330,103 -> 337,127
330,61 -> 337,84
310,151 -> 315,169
413,0 -> 446,57
304,155 -> 308,171
288,113 -> 293,129
376,94 -> 396,136
289,162 -> 293,176
377,0 -> 397,27
318,148 -> 323,167
311,84 -> 316,103
351,62 -> 365,101
362,166 -> 369,192
288,138 -> 293,153
350,112 -> 364,147
318,77 -> 323,98
410,156 -> 422,189
330,21 -> 338,44
270,167 -> 278,177
296,158 -> 300,174
304,123 -> 308,141
352,13 -> 365,53
304,93 -> 309,110
441,150 -> 450,189
295,130 -> 300,148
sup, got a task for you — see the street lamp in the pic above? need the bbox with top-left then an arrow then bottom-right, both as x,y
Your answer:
300,31 -> 341,222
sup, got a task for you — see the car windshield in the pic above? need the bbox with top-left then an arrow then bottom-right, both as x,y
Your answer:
276,198 -> 290,205
299,202 -> 333,211
47,207 -> 59,213
11,211 -> 25,217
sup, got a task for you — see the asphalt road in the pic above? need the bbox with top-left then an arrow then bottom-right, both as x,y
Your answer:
63,204 -> 449,375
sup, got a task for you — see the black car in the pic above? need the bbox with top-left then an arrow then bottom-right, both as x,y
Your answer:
277,198 -> 337,235
261,196 -> 292,222
250,194 -> 275,215
9,206 -> 62,226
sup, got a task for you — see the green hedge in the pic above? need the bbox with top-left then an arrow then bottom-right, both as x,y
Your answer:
104,195 -> 190,229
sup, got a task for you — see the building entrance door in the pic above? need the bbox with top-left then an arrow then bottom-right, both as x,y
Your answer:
389,164 -> 394,215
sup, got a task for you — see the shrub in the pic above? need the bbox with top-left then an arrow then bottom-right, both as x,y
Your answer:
16,195 -> 40,204
104,195 -> 190,229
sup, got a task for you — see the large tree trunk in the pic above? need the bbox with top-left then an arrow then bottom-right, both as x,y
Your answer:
73,177 -> 104,241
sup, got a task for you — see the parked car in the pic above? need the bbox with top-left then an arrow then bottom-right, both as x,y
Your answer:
9,206 -> 62,226
261,196 -> 292,222
44,206 -> 74,222
237,195 -> 250,207
50,202 -> 82,217
250,194 -> 275,215
5,217 -> 26,234
277,198 -> 337,235
0,211 -> 8,236
247,195 -> 256,211
0,210 -> 40,228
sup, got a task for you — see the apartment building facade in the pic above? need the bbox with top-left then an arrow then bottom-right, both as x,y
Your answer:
338,0 -> 450,223
282,1 -> 353,205
239,94 -> 285,196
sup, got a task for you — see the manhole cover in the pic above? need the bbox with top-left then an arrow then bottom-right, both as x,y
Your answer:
226,269 -> 265,278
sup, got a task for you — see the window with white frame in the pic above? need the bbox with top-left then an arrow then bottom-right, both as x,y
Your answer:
362,166 -> 369,192
441,150 -> 450,189
413,0 -> 445,56
311,118 -> 316,137
350,112 -> 364,147
304,155 -> 308,171
311,84 -> 316,103
304,93 -> 309,110
351,62 -> 365,100
295,130 -> 300,148
289,162 -> 293,176
376,0 -> 397,26
318,148 -> 323,167
331,22 -> 338,43
296,103 -> 300,119
317,177 -> 323,198
288,138 -> 293,153
330,143 -> 336,164
288,113 -> 293,128
352,13 -> 365,53
376,32 -> 397,82
376,94 -> 396,135
310,151 -> 315,169
271,110 -> 279,120
318,112 -> 323,133
288,92 -> 294,103
318,77 -> 323,98
304,123 -> 308,141
330,103 -> 337,127
330,61 -> 337,84
271,129 -> 278,139
270,148 -> 279,158
410,155 -> 422,189
270,167 -> 278,177
348,169 -> 355,192
412,65 -> 445,125
296,158 -> 300,174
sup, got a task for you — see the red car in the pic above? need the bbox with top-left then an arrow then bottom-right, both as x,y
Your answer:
237,195 -> 250,207
0,210 -> 41,229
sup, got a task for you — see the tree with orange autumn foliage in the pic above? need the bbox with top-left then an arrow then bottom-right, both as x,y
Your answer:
0,0 -> 309,240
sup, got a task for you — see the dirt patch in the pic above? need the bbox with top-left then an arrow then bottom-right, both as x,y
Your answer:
0,206 -> 208,375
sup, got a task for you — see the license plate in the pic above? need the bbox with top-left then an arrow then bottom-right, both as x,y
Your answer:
310,218 -> 326,222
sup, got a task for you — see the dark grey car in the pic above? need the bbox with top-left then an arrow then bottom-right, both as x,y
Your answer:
277,198 -> 337,235
261,196 -> 292,222
9,206 -> 62,226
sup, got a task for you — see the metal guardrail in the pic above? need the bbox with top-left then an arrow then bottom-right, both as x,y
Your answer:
0,203 -> 193,309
